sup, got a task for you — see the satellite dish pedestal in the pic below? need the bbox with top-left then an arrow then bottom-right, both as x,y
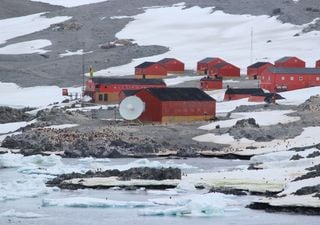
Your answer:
119,96 -> 145,124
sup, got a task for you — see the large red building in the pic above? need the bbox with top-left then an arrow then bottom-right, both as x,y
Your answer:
135,62 -> 167,78
274,56 -> 305,68
247,62 -> 273,80
135,87 -> 216,123
158,58 -> 184,74
84,77 -> 166,104
197,57 -> 225,75
224,88 -> 265,101
260,67 -> 320,92
208,62 -> 240,78
200,77 -> 223,90
316,60 -> 320,68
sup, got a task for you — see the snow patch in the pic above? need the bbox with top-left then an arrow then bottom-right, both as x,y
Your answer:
0,209 -> 46,218
59,49 -> 93,58
0,39 -> 51,54
0,13 -> 70,45
30,0 -> 109,7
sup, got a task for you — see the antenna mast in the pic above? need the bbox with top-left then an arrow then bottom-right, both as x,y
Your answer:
82,42 -> 85,98
250,27 -> 253,64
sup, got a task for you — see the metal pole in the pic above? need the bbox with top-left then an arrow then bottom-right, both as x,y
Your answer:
250,27 -> 253,64
82,42 -> 85,99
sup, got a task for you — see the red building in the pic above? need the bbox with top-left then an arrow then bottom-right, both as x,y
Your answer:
248,93 -> 284,103
274,56 -> 305,68
209,62 -> 240,78
135,87 -> 216,123
84,77 -> 166,104
260,67 -> 320,92
200,77 -> 223,90
158,58 -> 184,74
135,62 -> 167,78
247,62 -> 273,80
224,88 -> 264,101
316,60 -> 320,68
197,57 -> 225,75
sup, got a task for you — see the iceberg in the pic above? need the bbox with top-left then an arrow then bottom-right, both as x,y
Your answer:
42,197 -> 155,208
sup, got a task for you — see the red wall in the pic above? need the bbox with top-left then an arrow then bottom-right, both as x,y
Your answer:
275,57 -> 305,68
209,64 -> 240,78
135,64 -> 167,76
260,69 -> 320,92
248,96 -> 266,102
200,79 -> 223,90
197,58 -> 225,73
159,59 -> 184,73
96,83 -> 165,93
162,101 -> 215,117
316,60 -> 320,68
247,63 -> 273,79
135,90 -> 162,122
224,93 -> 253,101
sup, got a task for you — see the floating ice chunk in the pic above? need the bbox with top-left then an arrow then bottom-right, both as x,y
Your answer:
0,209 -> 46,218
78,156 -> 111,163
0,177 -> 52,202
141,193 -> 240,217
176,181 -> 196,193
42,197 -> 155,208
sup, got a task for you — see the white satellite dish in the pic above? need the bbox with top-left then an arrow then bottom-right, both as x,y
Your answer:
119,96 -> 145,120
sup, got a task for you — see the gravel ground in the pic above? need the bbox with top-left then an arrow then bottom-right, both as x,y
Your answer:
0,0 -> 319,87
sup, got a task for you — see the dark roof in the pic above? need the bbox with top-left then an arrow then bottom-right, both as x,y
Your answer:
267,67 -> 320,75
248,62 -> 272,68
225,88 -> 264,95
158,58 -> 182,64
135,62 -> 156,68
198,57 -> 220,63
275,56 -> 301,63
200,77 -> 223,81
251,93 -> 285,100
92,77 -> 166,85
144,88 -> 215,101
121,89 -> 139,96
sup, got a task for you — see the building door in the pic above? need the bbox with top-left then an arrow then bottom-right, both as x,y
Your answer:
104,94 -> 108,102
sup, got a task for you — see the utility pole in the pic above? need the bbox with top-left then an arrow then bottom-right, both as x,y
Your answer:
250,27 -> 253,65
82,42 -> 85,99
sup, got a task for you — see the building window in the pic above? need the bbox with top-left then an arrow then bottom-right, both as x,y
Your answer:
290,76 -> 294,81
299,76 -> 303,81
281,76 -> 285,81
268,76 -> 270,81
317,77 -> 320,81
98,94 -> 103,101
104,94 -> 108,101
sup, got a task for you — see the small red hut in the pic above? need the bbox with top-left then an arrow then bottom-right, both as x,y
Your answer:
260,67 -> 320,92
135,87 -> 216,123
274,56 -> 305,68
196,57 -> 225,75
316,60 -> 320,68
209,62 -> 240,78
224,88 -> 264,101
200,77 -> 223,90
158,58 -> 184,74
247,62 -> 273,80
135,62 -> 167,78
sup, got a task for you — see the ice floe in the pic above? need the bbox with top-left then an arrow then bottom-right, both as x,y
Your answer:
42,197 -> 154,208
139,193 -> 240,217
0,209 -> 46,218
